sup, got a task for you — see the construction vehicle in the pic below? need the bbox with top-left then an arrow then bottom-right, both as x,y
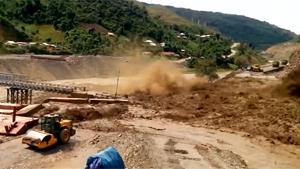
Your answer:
251,64 -> 262,72
281,60 -> 288,65
22,114 -> 76,149
272,61 -> 280,67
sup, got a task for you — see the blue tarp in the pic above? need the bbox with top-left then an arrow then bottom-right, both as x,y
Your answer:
85,146 -> 125,169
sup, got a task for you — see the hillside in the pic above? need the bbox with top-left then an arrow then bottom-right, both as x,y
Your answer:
0,16 -> 29,42
266,42 -> 300,61
0,0 -> 267,76
163,6 -> 296,49
144,4 -> 192,26
0,0 -> 232,54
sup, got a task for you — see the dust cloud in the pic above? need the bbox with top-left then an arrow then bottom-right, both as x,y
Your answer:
278,66 -> 300,97
118,59 -> 206,95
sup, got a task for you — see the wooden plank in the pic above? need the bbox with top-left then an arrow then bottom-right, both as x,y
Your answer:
0,103 -> 25,110
0,115 -> 39,135
0,109 -> 14,114
16,104 -> 43,116
44,97 -> 89,104
89,98 -> 129,104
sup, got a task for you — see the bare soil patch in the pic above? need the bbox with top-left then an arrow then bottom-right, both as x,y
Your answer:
133,77 -> 300,145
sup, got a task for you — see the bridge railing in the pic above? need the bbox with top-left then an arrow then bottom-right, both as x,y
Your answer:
0,72 -> 82,94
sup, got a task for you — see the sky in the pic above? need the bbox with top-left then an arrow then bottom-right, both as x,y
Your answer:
138,0 -> 300,34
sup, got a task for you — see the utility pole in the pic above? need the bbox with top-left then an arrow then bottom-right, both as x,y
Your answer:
114,70 -> 120,99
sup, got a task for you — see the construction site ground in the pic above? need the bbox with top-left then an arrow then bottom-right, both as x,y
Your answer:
0,56 -> 299,169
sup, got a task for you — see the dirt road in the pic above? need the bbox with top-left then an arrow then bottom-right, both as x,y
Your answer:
0,129 -> 98,169
124,119 -> 300,169
0,117 -> 299,169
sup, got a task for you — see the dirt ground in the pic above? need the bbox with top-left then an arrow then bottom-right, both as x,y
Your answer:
0,112 -> 299,169
265,42 -> 300,60
132,77 -> 300,145
0,56 -> 300,169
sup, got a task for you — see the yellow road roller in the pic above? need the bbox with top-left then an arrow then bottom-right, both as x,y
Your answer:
22,114 -> 76,149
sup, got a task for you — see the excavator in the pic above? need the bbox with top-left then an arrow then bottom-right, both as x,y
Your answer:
22,114 -> 76,149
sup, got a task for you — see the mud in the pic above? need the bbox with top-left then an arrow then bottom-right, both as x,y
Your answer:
195,144 -> 248,169
278,66 -> 300,97
122,118 -> 300,169
37,103 -> 128,122
279,49 -> 300,78
133,77 -> 300,145
0,54 -> 299,168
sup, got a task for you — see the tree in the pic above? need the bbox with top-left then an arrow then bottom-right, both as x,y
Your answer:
195,59 -> 218,79
12,0 -> 44,23
47,0 -> 78,31
65,28 -> 112,54
296,35 -> 300,43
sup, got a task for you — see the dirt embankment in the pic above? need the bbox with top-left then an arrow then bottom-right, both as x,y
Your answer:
133,77 -> 300,145
38,102 -> 128,122
266,42 -> 300,61
0,56 -> 122,81
278,66 -> 300,97
283,49 -> 300,74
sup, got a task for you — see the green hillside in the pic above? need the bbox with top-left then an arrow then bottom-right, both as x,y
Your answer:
164,6 -> 296,49
0,16 -> 29,42
145,5 -> 192,26
14,23 -> 64,42
0,0 -> 265,76
0,0 -> 231,55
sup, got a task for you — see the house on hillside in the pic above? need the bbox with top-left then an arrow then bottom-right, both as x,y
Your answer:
160,42 -> 166,47
144,39 -> 157,47
29,42 -> 37,46
160,51 -> 179,58
4,41 -> 17,46
15,42 -> 29,47
149,42 -> 157,47
144,40 -> 153,43
107,32 -> 116,37
200,35 -> 211,38
178,32 -> 187,39
5,41 -> 30,47
41,43 -> 58,52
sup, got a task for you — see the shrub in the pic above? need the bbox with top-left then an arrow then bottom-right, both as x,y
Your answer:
7,47 -> 26,54
65,28 -> 112,55
195,59 -> 217,76
228,63 -> 239,70
28,45 -> 50,54
46,38 -> 52,42
186,57 -> 198,68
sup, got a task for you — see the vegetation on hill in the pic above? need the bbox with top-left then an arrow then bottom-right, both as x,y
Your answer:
0,15 -> 30,41
295,35 -> 300,43
0,0 -> 265,76
144,4 -> 192,26
164,6 -> 296,49
0,0 -> 230,53
14,23 -> 65,42
65,28 -> 112,55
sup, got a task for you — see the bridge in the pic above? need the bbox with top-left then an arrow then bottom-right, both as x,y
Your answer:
0,73 -> 78,104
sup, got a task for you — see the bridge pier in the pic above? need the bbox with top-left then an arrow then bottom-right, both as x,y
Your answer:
6,88 -> 32,104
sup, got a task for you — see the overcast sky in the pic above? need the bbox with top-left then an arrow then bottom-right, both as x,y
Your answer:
138,0 -> 299,34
